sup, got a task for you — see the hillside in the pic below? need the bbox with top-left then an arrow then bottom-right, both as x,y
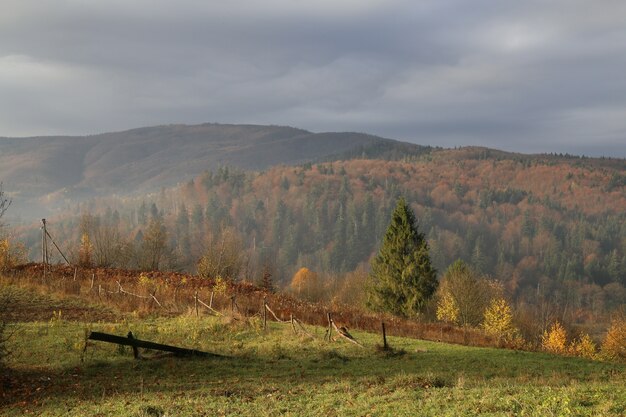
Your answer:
0,123 -> 429,220
15,149 -> 625,335
1,273 -> 624,416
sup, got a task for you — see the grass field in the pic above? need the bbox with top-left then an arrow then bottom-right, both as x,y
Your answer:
1,285 -> 625,416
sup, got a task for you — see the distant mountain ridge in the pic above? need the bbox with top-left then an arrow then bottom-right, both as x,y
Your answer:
2,122 -> 623,222
0,123 -> 428,219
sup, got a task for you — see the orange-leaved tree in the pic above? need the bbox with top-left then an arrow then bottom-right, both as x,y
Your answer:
290,267 -> 320,301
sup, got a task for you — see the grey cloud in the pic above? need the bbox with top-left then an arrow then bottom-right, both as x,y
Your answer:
0,0 -> 625,157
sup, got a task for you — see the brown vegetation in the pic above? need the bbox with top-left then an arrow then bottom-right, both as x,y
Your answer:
3,263 -> 622,362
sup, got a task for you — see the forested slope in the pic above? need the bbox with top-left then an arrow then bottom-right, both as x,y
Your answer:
18,150 -> 625,326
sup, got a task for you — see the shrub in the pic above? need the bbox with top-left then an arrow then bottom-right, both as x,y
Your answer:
569,333 -> 597,359
542,321 -> 568,354
212,276 -> 228,296
601,316 -> 625,361
333,267 -> 368,308
0,236 -> 26,271
436,292 -> 459,324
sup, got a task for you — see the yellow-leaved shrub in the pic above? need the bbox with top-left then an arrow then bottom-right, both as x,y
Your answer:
0,237 -> 26,271
542,321 -> 568,354
569,333 -> 597,359
482,298 -> 520,344
601,316 -> 625,361
436,292 -> 459,324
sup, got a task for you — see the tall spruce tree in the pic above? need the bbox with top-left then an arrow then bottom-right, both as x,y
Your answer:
367,197 -> 437,317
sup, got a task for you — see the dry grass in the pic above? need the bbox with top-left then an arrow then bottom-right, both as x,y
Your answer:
3,264 -> 504,350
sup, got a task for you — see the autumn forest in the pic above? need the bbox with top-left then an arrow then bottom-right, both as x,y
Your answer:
13,148 -> 625,339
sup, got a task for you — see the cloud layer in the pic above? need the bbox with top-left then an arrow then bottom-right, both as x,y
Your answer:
1,0 -> 625,156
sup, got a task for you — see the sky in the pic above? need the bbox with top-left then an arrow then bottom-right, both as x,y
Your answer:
1,0 -> 625,157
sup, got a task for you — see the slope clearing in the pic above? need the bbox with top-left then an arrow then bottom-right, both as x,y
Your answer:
1,285 -> 624,416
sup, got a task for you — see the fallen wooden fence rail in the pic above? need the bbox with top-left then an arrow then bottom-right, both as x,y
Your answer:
294,318 -> 317,339
88,331 -> 225,358
265,304 -> 287,323
330,315 -> 364,347
197,297 -> 223,316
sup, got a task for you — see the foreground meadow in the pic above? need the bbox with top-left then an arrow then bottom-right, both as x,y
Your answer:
1,286 -> 624,416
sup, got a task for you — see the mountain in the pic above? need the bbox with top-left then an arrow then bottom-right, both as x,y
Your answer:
0,123 -> 429,220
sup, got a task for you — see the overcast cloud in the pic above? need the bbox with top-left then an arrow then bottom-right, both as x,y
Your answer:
1,0 -> 625,156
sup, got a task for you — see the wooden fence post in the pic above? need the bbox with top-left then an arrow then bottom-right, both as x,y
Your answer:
195,291 -> 199,317
291,314 -> 296,334
382,322 -> 388,349
263,297 -> 267,330
127,331 -> 139,359
326,312 -> 333,341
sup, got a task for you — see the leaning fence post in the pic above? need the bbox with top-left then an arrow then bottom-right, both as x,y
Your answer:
326,312 -> 333,341
209,291 -> 214,309
230,295 -> 235,313
195,291 -> 199,317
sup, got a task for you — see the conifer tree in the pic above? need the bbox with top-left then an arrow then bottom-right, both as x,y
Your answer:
367,197 -> 437,317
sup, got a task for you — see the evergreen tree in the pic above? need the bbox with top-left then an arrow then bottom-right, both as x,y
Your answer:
330,204 -> 347,272
521,209 -> 536,239
471,236 -> 490,274
175,204 -> 190,240
191,204 -> 204,228
607,250 -> 623,283
367,198 -> 438,317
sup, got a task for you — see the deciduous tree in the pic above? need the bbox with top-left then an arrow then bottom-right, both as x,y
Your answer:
290,267 -> 320,301
436,260 -> 495,327
482,298 -> 519,343
197,228 -> 243,280
141,216 -> 168,270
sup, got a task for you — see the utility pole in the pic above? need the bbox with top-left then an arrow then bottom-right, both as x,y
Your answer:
42,218 -> 48,278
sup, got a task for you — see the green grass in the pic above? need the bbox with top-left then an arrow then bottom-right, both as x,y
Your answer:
1,285 -> 624,416
3,314 -> 625,417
